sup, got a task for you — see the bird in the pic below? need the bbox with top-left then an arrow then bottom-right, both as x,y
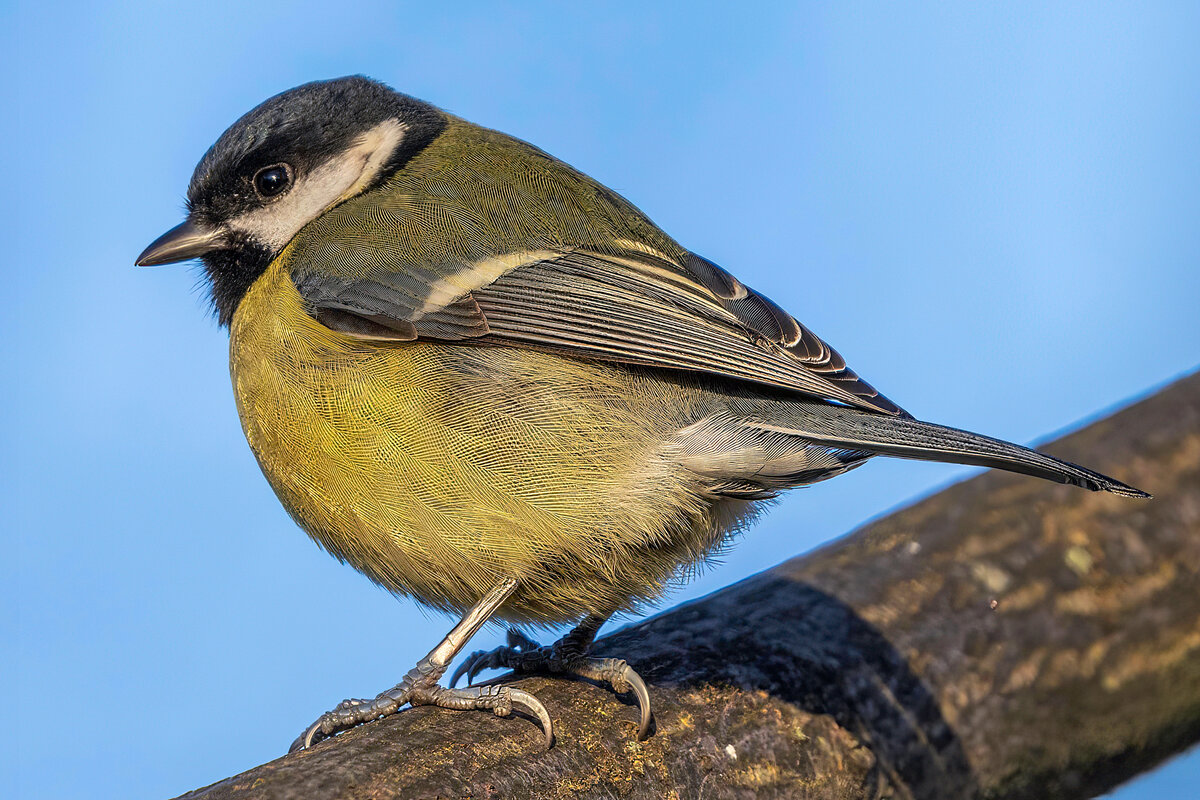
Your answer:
137,75 -> 1148,752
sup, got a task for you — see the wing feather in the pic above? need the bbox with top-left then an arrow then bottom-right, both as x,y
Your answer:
293,247 -> 906,416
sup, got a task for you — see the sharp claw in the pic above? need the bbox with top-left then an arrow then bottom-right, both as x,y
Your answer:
450,647 -> 503,688
291,719 -> 324,753
467,658 -> 490,685
505,687 -> 554,750
449,657 -> 473,688
289,623 -> 645,753
621,665 -> 652,740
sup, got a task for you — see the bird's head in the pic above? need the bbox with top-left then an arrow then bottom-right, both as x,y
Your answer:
136,76 -> 444,325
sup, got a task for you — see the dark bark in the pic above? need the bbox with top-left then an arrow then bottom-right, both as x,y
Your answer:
177,371 -> 1200,800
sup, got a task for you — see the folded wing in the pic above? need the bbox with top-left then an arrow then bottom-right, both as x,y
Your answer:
292,246 -> 907,416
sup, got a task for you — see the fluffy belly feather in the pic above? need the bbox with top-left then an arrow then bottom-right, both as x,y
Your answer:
229,261 -> 755,624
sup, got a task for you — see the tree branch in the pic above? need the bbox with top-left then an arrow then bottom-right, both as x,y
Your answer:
177,371 -> 1200,800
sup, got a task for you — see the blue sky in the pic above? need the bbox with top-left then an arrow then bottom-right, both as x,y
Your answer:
4,2 -> 1198,798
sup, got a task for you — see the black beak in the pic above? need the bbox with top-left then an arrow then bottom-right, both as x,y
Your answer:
136,220 -> 228,266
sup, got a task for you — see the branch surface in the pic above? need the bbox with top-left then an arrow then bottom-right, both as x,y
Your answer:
178,372 -> 1200,800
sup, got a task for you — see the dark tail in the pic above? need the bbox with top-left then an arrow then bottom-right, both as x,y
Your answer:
768,403 -> 1150,498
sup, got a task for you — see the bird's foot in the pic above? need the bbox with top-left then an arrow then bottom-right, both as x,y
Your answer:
289,655 -> 553,752
450,629 -> 651,739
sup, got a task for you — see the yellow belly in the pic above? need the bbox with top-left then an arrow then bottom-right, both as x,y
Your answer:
229,259 -> 747,623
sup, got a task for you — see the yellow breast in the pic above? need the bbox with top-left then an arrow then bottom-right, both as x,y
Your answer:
228,258 -> 746,623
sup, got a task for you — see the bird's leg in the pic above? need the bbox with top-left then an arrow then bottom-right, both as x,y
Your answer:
450,613 -> 651,739
289,578 -> 552,752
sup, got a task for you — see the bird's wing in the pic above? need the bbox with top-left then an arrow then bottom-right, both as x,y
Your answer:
292,246 -> 906,416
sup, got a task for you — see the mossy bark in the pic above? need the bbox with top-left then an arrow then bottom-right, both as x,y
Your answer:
177,371 -> 1200,800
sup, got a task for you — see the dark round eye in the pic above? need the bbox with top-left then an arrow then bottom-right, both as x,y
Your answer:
253,164 -> 291,198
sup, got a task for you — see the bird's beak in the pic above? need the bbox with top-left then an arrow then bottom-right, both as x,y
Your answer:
136,220 -> 228,266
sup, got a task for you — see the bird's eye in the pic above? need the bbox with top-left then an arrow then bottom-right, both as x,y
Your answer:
253,164 -> 292,198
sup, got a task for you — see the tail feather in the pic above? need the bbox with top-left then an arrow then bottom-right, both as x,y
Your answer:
753,403 -> 1150,498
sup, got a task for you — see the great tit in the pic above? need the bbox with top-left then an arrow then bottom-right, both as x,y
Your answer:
137,76 -> 1147,751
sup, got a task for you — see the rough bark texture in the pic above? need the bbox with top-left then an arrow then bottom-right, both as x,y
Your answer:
177,372 -> 1200,800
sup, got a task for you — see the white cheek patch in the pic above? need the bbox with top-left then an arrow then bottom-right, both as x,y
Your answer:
228,118 -> 408,252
